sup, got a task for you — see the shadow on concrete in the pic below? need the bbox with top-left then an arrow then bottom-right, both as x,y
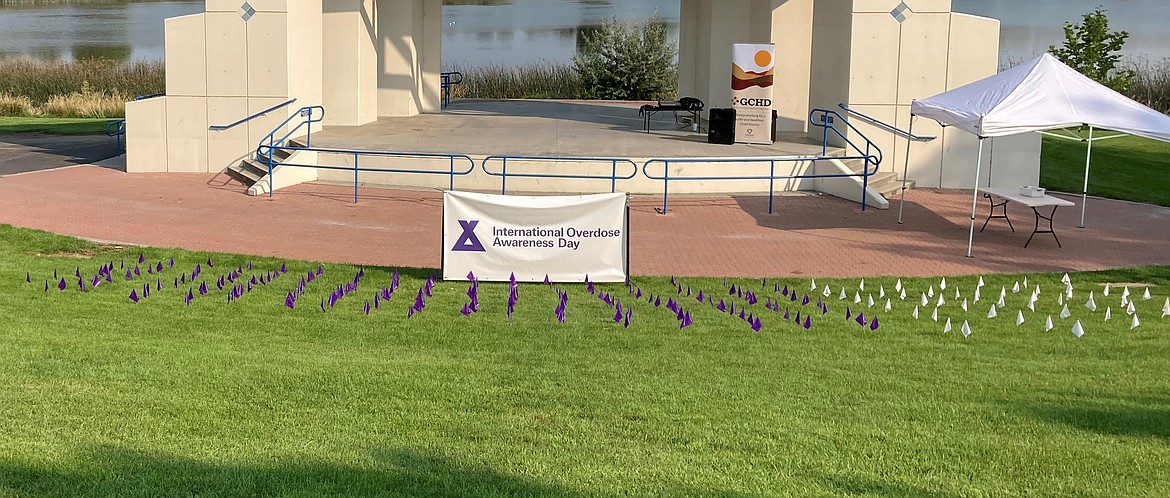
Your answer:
0,133 -> 119,176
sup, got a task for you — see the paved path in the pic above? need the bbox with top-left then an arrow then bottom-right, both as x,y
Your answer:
0,134 -> 119,176
2,165 -> 1169,278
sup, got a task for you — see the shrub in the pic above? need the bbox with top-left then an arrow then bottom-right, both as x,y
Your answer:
0,94 -> 39,117
573,16 -> 677,101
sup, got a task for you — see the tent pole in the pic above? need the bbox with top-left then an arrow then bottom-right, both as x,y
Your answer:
898,117 -> 915,224
967,139 -> 985,258
1079,125 -> 1094,228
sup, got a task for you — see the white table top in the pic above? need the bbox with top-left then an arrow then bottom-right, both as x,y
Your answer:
980,187 -> 1075,208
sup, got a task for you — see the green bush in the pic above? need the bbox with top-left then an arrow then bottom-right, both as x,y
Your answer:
573,16 -> 677,101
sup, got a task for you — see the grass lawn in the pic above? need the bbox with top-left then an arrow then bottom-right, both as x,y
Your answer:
1,224 -> 1169,497
1040,131 -> 1170,207
0,116 -> 115,136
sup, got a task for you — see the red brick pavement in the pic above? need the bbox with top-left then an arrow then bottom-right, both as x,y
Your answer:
3,165 -> 1169,278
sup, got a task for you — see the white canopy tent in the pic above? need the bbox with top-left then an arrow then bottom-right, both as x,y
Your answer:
908,53 -> 1170,256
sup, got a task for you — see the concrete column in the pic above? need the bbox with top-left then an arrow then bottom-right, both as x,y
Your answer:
770,0 -> 813,131
323,0 -> 377,125
375,0 -> 441,117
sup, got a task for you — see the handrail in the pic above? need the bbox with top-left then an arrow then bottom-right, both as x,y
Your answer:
106,119 -> 126,154
255,145 -> 476,203
481,155 -> 638,194
838,103 -> 936,142
642,155 -> 880,215
210,98 -> 297,131
809,107 -> 883,211
253,105 -> 325,196
135,92 -> 165,101
440,71 -> 463,109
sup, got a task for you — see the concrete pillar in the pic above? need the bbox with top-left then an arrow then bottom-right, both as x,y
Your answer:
375,0 -> 441,117
323,0 -> 378,125
770,0 -> 813,131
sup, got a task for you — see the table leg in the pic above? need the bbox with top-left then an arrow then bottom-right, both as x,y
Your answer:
981,193 -> 1015,233
1025,206 -> 1062,248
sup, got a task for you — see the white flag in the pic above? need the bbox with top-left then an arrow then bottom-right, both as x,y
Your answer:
962,299 -> 969,312
961,320 -> 972,338
879,285 -> 886,299
1058,293 -> 1064,306
1131,313 -> 1140,330
884,299 -> 892,312
1016,310 -> 1025,326
1060,304 -> 1071,319
1072,320 -> 1085,338
1061,273 -> 1071,284
955,288 -> 961,300
1143,287 -> 1152,300
1012,281 -> 1020,293
921,293 -> 928,307
978,276 -> 985,288
867,294 -> 875,308
895,279 -> 903,292
1045,315 -> 1054,331
859,278 -> 865,291
1085,291 -> 1097,312
1127,300 -> 1136,316
823,285 -> 832,297
974,288 -> 981,303
900,288 -> 907,301
943,317 -> 952,333
1104,307 -> 1112,321
912,306 -> 919,320
987,304 -> 998,319
996,294 -> 1005,309
1163,298 -> 1170,318
810,278 -> 817,291
940,277 -> 947,290
937,295 -> 946,308
928,286 -> 935,298
1122,286 -> 1130,299
932,307 -> 939,322
1103,283 -> 1110,297
1023,276 -> 1028,288
839,287 -> 847,300
854,291 -> 862,304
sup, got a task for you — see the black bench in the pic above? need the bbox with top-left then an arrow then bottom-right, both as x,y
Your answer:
639,97 -> 704,134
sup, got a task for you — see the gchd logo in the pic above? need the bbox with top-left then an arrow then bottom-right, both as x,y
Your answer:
733,97 -> 772,107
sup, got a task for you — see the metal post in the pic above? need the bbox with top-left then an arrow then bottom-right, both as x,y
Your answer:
861,144 -> 870,212
1079,125 -> 1094,228
768,161 -> 775,214
354,153 -> 359,204
966,139 -> 986,258
501,158 -> 507,195
662,161 -> 670,215
611,160 -> 618,193
266,138 -> 274,199
897,117 -> 915,224
821,113 -> 829,155
449,157 -> 455,191
306,110 -> 312,148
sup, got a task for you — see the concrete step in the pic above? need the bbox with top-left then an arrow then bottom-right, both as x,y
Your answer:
224,160 -> 264,187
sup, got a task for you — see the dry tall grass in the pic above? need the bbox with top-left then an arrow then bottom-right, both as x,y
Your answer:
1126,58 -> 1170,114
0,58 -> 162,117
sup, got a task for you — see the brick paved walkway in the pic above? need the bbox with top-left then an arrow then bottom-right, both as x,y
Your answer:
3,165 -> 1169,278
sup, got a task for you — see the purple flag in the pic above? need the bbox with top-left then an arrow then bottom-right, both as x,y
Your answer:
624,308 -> 632,328
91,275 -> 101,288
739,309 -> 746,320
186,289 -> 194,306
717,300 -> 726,312
25,272 -> 30,283
157,262 -> 163,272
696,290 -> 704,302
870,317 -> 880,331
803,316 -> 812,330
461,303 -> 472,316
374,294 -> 380,309
407,307 -> 415,318
133,266 -> 140,276
729,284 -> 736,296
654,296 -> 661,307
614,307 -> 623,324
143,284 -> 150,298
636,288 -> 642,299
138,253 -> 145,264
543,274 -> 550,285
845,306 -> 852,320
364,301 -> 371,315
509,272 -> 516,285
795,311 -> 801,323
802,295 -> 810,306
129,289 -> 139,303
784,309 -> 790,320
751,317 -> 763,332
58,278 -> 67,291
782,285 -> 789,297
856,313 -> 866,326
285,293 -> 295,309
44,280 -> 48,292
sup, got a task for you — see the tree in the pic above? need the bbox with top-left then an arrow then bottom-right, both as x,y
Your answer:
573,16 -> 676,101
1049,7 -> 1136,92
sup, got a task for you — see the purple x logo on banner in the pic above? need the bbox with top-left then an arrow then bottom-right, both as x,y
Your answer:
451,220 -> 486,252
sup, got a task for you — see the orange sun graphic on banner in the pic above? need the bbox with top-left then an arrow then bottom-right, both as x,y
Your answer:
754,50 -> 772,69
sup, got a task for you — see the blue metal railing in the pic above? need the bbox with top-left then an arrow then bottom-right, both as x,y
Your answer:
481,155 -> 639,195
642,154 -> 879,215
210,98 -> 297,131
441,71 -> 463,109
642,108 -> 883,215
809,107 -> 883,208
254,145 -> 475,203
135,92 -> 165,101
253,105 -> 326,196
106,119 -> 126,154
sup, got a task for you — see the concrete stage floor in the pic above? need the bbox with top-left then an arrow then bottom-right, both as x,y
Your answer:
3,164 -> 1170,278
311,99 -> 831,158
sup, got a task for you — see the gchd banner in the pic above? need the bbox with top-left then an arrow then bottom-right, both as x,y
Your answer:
731,43 -> 776,145
442,191 -> 628,283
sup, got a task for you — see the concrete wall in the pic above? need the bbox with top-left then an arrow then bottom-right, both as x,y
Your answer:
323,0 -> 378,125
127,0 -> 324,173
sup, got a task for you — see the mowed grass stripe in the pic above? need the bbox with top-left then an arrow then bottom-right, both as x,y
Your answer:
0,225 -> 1168,497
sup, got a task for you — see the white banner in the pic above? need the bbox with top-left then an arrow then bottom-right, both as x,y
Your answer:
442,191 -> 628,283
732,43 -> 776,145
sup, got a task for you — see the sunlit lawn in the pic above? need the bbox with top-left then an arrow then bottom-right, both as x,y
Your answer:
1,224 -> 1168,497
1041,131 -> 1170,207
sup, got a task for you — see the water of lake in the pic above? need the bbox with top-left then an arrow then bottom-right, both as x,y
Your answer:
0,0 -> 1166,65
